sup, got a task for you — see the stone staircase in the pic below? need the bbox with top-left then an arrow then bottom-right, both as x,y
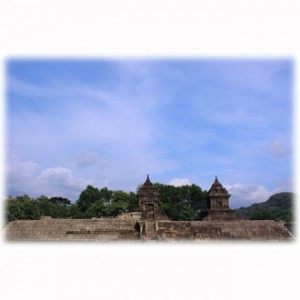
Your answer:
144,221 -> 157,239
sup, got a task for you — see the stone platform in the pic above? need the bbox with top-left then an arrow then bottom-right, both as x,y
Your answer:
5,217 -> 293,242
5,217 -> 140,242
155,220 -> 293,241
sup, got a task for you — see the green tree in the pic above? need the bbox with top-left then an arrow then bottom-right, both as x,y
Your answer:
86,200 -> 106,218
189,184 -> 208,215
76,185 -> 103,214
154,183 -> 207,221
127,192 -> 138,212
6,196 -> 23,222
104,190 -> 131,217
37,195 -> 55,217
67,204 -> 84,219
5,195 -> 42,222
33,195 -> 70,218
250,211 -> 272,220
49,197 -> 71,206
100,187 -> 113,204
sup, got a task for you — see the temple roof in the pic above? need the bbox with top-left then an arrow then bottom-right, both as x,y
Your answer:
208,176 -> 230,196
144,174 -> 152,186
138,175 -> 159,195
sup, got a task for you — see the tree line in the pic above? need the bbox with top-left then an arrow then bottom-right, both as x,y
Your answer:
5,183 -> 208,223
235,192 -> 294,223
6,185 -> 293,223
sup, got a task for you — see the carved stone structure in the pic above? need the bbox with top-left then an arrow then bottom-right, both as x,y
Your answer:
202,176 -> 238,220
4,176 -> 294,242
137,175 -> 168,220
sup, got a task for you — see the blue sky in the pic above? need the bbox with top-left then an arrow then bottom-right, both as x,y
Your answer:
6,58 -> 293,208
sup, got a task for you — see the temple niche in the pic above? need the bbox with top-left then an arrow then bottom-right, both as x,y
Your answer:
137,175 -> 168,220
202,176 -> 238,220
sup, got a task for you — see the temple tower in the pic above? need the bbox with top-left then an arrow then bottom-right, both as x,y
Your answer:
137,175 -> 167,220
207,176 -> 230,209
203,176 -> 238,220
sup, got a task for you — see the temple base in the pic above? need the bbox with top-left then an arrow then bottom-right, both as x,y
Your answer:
201,209 -> 239,221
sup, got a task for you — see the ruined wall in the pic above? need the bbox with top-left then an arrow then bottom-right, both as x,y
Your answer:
156,220 -> 293,241
5,218 -> 140,242
5,217 -> 293,242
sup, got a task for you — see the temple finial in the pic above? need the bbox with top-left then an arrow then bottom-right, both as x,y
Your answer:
145,174 -> 151,184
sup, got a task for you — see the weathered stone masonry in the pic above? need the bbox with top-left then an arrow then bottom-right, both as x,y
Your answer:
5,176 -> 294,242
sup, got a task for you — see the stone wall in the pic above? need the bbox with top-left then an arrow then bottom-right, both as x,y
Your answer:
4,217 -> 294,242
5,218 -> 140,242
155,220 -> 293,241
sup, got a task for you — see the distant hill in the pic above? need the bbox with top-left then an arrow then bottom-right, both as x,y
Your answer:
235,192 -> 295,223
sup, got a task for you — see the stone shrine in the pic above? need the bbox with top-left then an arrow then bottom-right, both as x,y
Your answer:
137,175 -> 168,220
202,176 -> 238,220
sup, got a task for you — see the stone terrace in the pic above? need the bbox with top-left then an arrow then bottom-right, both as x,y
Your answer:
5,218 -> 293,242
5,217 -> 140,242
155,220 -> 293,241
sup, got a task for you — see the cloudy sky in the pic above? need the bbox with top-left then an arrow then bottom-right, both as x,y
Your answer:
5,58 -> 293,208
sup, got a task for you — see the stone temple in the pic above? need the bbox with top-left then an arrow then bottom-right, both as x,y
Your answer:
5,176 -> 293,242
201,176 -> 238,221
135,175 -> 168,221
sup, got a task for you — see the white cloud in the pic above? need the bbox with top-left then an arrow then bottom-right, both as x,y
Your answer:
36,167 -> 92,199
38,167 -> 87,187
169,178 -> 191,187
225,183 -> 280,208
6,155 -> 94,201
